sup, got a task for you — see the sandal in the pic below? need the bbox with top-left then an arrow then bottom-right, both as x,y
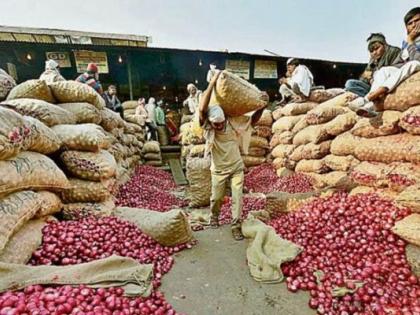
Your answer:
210,216 -> 219,229
232,227 -> 244,241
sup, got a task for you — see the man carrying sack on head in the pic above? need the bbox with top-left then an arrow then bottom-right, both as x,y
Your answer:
198,71 -> 269,240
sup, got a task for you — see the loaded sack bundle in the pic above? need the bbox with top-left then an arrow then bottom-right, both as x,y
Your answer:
61,178 -> 114,203
186,157 -> 212,207
2,98 -> 77,127
7,79 -> 55,103
52,123 -> 111,152
383,71 -> 420,111
48,80 -> 105,109
34,191 -> 62,218
62,198 -> 115,220
242,156 -> 266,167
60,150 -> 117,181
23,116 -> 62,155
351,111 -> 402,138
0,69 -> 16,101
0,152 -> 69,197
308,88 -> 345,103
57,102 -> 102,124
289,141 -> 332,162
210,70 -> 268,117
100,108 -> 125,131
323,154 -> 360,172
399,105 -> 420,135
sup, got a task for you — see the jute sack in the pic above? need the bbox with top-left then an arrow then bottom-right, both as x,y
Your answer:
57,102 -> 102,124
383,71 -> 420,111
210,70 -> 268,116
124,114 -> 145,126
60,150 -> 117,181
354,134 -> 420,164
306,105 -> 349,125
270,131 -> 293,148
265,191 -> 317,215
49,81 -> 105,109
272,115 -> 304,133
351,111 -> 402,138
0,152 -> 69,197
250,136 -> 269,149
248,147 -> 266,157
272,107 -> 283,121
272,144 -> 296,159
0,107 -> 33,160
100,108 -> 125,131
351,161 -> 389,187
62,198 -> 115,220
186,157 -> 211,207
23,116 -> 61,155
291,116 -> 309,135
145,160 -> 163,167
157,126 -> 169,146
0,216 -> 55,264
0,69 -> 16,101
406,244 -> 420,276
122,100 -> 138,110
304,171 -> 353,190
324,155 -> 360,172
400,105 -> 420,135
34,191 -> 62,218
255,110 -> 273,126
189,144 -> 205,157
124,108 -> 136,116
0,191 -> 42,253
115,207 -> 193,247
124,122 -> 143,134
52,123 -> 110,152
281,102 -> 318,116
392,214 -> 420,246
396,185 -> 420,213
330,132 -> 357,156
323,112 -> 358,137
108,143 -> 125,162
253,126 -> 272,139
7,79 -> 55,103
289,141 -> 331,161
276,167 -> 294,177
243,156 -> 266,167
273,157 -> 287,169
293,125 -> 330,145
308,88 -> 345,103
61,178 -> 111,203
142,141 -> 160,154
144,153 -> 162,161
295,159 -> 330,174
2,99 -> 76,127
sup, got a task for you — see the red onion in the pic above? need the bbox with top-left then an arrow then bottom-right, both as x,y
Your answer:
402,114 -> 420,127
244,164 -> 313,194
270,192 -> 419,314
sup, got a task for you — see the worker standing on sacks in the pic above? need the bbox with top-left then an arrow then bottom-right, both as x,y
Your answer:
198,71 -> 269,240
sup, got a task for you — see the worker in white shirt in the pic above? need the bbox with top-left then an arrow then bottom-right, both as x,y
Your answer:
183,84 -> 202,114
278,58 -> 314,103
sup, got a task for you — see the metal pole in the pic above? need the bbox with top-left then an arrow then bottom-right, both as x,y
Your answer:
127,52 -> 133,100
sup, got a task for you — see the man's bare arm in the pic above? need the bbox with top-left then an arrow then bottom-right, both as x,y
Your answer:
199,71 -> 221,125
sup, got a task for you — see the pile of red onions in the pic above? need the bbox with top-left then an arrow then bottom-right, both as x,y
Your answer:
219,196 -> 266,225
0,216 -> 193,314
351,171 -> 376,186
115,166 -> 187,211
0,285 -> 183,315
245,164 -> 313,194
402,114 -> 420,126
387,173 -> 415,188
270,192 -> 419,314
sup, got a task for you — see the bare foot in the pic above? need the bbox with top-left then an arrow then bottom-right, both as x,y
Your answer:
367,86 -> 389,101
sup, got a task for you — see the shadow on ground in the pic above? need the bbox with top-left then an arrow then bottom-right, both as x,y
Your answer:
161,225 -> 315,315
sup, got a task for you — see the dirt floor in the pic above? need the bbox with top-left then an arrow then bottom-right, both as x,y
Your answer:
161,224 -> 315,315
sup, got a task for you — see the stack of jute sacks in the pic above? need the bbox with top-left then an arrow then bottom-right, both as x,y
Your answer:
243,110 -> 273,167
1,79 -> 145,220
142,141 -> 163,167
270,91 -> 362,189
121,100 -> 143,125
185,71 -> 268,207
333,71 -> 420,208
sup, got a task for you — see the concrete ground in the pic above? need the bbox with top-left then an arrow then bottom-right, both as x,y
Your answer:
161,225 -> 315,315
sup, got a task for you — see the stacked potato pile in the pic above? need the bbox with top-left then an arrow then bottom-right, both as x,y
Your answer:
1,79 -> 145,223
243,110 -> 273,167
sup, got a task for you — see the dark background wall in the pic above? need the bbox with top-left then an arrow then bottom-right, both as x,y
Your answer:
0,42 -> 365,106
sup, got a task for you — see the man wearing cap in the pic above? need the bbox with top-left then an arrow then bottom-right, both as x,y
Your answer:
345,33 -> 400,97
198,71 -> 269,241
39,59 -> 65,84
183,83 -> 202,114
75,63 -> 103,94
278,58 -> 314,103
349,7 -> 420,117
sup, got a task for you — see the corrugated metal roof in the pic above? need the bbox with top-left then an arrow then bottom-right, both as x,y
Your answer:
0,25 -> 150,45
